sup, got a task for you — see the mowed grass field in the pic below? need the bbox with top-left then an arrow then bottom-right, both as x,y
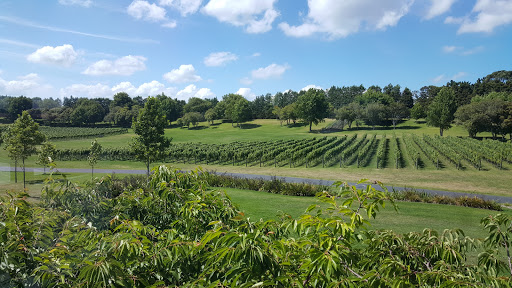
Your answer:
1,118 -> 511,196
222,187 -> 511,240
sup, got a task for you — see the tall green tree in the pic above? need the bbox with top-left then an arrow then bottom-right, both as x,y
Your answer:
184,97 -> 212,115
295,88 -> 329,131
2,111 -> 46,188
220,93 -> 246,126
88,140 -> 102,180
7,96 -> 33,121
427,87 -> 457,136
130,97 -> 171,177
231,98 -> 252,128
204,108 -> 217,125
365,103 -> 388,130
36,141 -> 57,174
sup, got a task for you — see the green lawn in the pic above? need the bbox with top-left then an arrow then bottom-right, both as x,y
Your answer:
1,118 -> 510,196
221,187 -> 509,240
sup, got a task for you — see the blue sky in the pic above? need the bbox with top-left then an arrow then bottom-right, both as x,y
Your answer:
0,0 -> 511,101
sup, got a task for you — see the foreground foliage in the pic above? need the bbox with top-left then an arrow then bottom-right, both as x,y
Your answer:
1,167 -> 511,287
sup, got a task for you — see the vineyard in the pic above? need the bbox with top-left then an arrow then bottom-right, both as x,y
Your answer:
53,134 -> 512,171
40,127 -> 128,140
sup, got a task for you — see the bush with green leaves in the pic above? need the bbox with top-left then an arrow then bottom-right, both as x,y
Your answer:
1,167 -> 511,287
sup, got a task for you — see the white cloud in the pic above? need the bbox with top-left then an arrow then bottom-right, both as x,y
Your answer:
443,45 -> 458,53
453,0 -> 512,33
251,63 -> 289,80
111,80 -> 177,96
279,0 -> 413,39
83,55 -> 146,76
195,87 -> 215,98
425,0 -> 457,20
204,51 -> 238,66
442,45 -> 484,55
162,20 -> 177,28
163,64 -> 202,83
0,73 -> 40,92
236,87 -> 255,99
27,44 -> 78,67
240,77 -> 253,85
127,0 -> 168,22
431,72 -> 467,84
61,80 -> 177,98
451,71 -> 467,80
0,73 -> 55,97
301,84 -> 323,91
159,0 -> 203,16
461,46 -> 484,55
176,84 -> 215,99
58,0 -> 92,7
444,16 -> 463,24
251,52 -> 261,57
60,83 -> 111,98
432,74 -> 445,83
202,0 -> 279,33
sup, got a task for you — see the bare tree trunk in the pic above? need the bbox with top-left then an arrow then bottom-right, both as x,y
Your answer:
23,158 -> 26,189
440,128 -> 444,136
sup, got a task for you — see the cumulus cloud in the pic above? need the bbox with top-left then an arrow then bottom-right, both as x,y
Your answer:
112,80 -> 177,96
176,84 -> 215,99
204,51 -> 238,67
58,0 -> 92,7
0,73 -> 55,97
127,0 -> 167,22
61,80 -> 178,98
251,63 -> 289,80
449,0 -> 512,33
27,44 -> 78,67
0,73 -> 39,92
60,83 -> 111,98
83,55 -> 146,76
425,0 -> 457,20
251,52 -> 261,57
236,87 -> 255,99
279,0 -> 413,39
202,0 -> 279,33
163,64 -> 202,83
301,84 -> 323,91
159,0 -> 203,16
127,0 -> 177,27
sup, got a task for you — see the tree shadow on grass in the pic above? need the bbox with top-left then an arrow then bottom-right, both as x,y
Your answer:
286,122 -> 308,128
239,123 -> 261,129
188,126 -> 208,130
348,125 -> 422,132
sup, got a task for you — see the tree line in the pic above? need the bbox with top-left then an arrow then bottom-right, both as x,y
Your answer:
1,70 -> 511,137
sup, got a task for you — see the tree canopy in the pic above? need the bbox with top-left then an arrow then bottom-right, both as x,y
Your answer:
296,88 -> 329,131
427,87 -> 457,136
2,111 -> 46,187
130,97 -> 171,176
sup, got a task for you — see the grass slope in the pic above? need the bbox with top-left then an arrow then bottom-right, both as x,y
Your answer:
222,187 -> 510,240
1,119 -> 510,196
